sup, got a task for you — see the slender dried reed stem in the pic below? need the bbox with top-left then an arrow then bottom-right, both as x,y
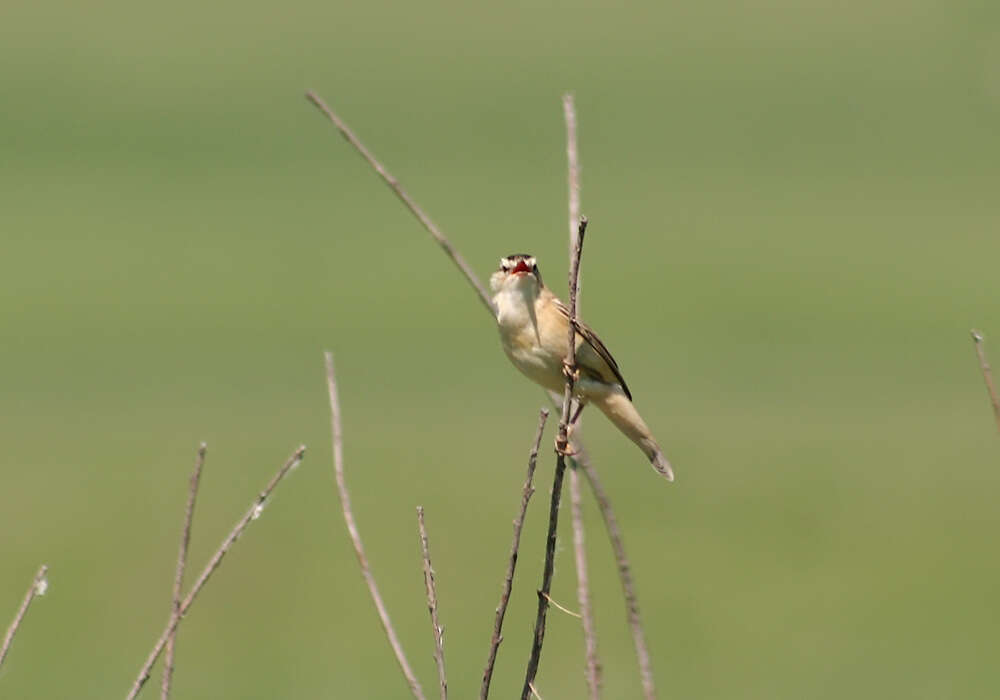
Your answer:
125,445 -> 306,700
569,467 -> 601,698
576,450 -> 656,700
480,409 -> 549,700
306,91 -> 494,317
520,451 -> 568,700
417,507 -> 447,700
521,216 -> 588,700
563,91 -> 602,699
0,565 -> 48,671
564,93 -> 582,269
324,352 -> 427,700
161,443 -> 207,700
971,330 -> 1000,433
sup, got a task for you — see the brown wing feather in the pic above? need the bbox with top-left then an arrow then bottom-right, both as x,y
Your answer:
554,299 -> 633,401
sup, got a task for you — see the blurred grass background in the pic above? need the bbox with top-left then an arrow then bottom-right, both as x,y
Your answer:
2,0 -> 1000,697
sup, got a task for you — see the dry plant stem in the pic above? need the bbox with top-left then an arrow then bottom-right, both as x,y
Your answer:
0,565 -> 48,671
305,91 -> 494,317
480,409 -> 549,700
563,90 -> 602,699
569,466 -> 601,698
325,352 -> 427,700
417,507 -> 447,700
520,453 -> 569,700
161,443 -> 207,700
563,93 -> 582,262
576,451 -> 656,700
520,216 -> 588,700
125,445 -> 306,700
971,330 -> 1000,433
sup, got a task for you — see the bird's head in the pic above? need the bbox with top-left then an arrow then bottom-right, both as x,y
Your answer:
490,253 -> 543,293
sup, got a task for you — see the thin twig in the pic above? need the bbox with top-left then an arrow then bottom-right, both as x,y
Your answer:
125,445 -> 307,700
0,565 -> 48,671
417,507 -> 447,700
305,91 -> 495,317
539,591 -> 581,618
563,93 -> 582,272
569,467 -> 601,698
971,330 -> 1000,433
576,449 -> 656,700
521,216 -> 588,700
528,681 -> 544,699
480,409 -> 549,700
161,443 -> 207,700
563,91 -> 602,700
325,352 -> 427,700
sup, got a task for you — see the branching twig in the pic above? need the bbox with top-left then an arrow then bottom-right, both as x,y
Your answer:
325,352 -> 427,700
125,445 -> 307,700
480,409 -> 549,700
417,507 -> 447,700
576,449 -> 656,700
306,91 -> 494,317
563,91 -> 602,699
971,330 -> 1000,433
161,443 -> 207,700
521,216 -> 588,700
0,565 -> 48,671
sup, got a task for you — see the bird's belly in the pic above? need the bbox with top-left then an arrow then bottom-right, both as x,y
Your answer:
500,330 -> 566,394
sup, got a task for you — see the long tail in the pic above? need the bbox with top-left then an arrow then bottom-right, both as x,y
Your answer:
593,390 -> 674,481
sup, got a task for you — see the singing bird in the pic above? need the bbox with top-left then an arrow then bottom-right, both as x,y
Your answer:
491,254 -> 673,481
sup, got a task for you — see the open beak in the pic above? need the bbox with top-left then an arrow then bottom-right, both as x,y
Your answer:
512,259 -> 532,275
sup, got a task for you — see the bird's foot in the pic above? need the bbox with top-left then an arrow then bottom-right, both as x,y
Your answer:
561,360 -> 580,383
555,434 -> 578,458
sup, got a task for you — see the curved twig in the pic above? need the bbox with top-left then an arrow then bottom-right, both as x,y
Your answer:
325,352 -> 427,700
306,92 -> 494,317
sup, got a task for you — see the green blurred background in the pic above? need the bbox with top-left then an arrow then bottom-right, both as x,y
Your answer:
3,0 -> 999,697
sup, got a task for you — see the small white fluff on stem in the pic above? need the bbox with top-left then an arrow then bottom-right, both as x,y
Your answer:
971,329 -> 1000,433
125,445 -> 306,700
0,564 -> 49,671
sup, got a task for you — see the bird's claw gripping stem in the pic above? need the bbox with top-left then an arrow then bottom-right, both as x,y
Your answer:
555,434 -> 578,458
562,360 -> 579,383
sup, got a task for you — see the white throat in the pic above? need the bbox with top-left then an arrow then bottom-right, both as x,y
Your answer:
493,277 -> 540,326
